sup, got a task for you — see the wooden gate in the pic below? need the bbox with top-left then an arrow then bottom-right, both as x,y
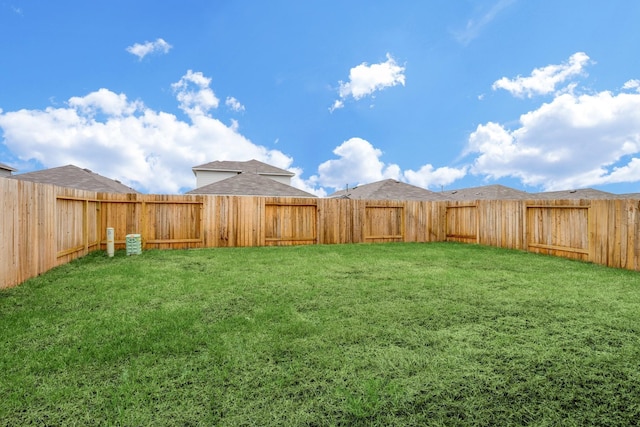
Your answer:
265,202 -> 317,246
526,204 -> 590,261
365,205 -> 404,243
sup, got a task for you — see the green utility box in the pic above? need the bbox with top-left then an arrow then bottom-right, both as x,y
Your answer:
125,234 -> 142,255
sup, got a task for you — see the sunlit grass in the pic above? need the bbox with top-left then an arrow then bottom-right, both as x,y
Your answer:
1,242 -> 639,425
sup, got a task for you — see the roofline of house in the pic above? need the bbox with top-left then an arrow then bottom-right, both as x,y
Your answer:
256,171 -> 295,177
192,166 -> 243,173
191,167 -> 295,176
0,164 -> 17,172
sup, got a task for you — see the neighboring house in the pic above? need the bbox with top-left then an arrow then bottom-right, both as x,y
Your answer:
10,164 -> 139,193
0,162 -> 17,177
530,188 -> 616,200
328,179 -> 448,201
191,159 -> 294,188
442,184 -> 529,201
185,172 -> 316,197
617,193 -> 640,199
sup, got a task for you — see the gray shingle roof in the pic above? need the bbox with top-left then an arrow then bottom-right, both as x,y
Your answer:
185,172 -> 316,197
442,184 -> 529,201
617,193 -> 640,199
530,188 -> 615,200
328,179 -> 448,201
0,162 -> 17,173
10,165 -> 140,193
191,159 -> 294,177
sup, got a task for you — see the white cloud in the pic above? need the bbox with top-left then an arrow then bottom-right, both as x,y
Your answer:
225,96 -> 245,112
404,164 -> 468,189
453,0 -> 516,45
314,137 -> 466,192
171,70 -> 219,117
288,168 -> 327,198
329,100 -> 343,112
68,88 -> 143,116
126,38 -> 172,60
492,52 -> 592,98
603,158 -> 640,184
0,71 -> 293,194
623,79 -> 640,92
465,89 -> 640,190
316,138 -> 401,189
330,54 -> 405,111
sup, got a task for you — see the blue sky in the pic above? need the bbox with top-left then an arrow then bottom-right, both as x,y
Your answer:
1,1 -> 640,195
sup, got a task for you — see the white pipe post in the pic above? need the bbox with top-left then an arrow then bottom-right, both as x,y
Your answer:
106,227 -> 115,257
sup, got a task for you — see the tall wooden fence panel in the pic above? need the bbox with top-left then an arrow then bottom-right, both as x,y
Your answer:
98,193 -> 140,250
1,179 -> 100,288
365,202 -> 404,243
204,195 -> 236,247
55,188 -> 102,264
526,200 -> 591,261
141,196 -> 203,250
478,200 -> 526,250
98,193 -> 204,250
265,198 -> 318,246
2,179 -> 41,288
590,199 -> 640,270
446,202 -> 478,243
317,198 -> 355,244
404,200 -> 447,243
3,177 -> 640,289
202,195 -> 265,248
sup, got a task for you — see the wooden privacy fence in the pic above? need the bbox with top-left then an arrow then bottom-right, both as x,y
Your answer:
1,177 -> 639,288
444,198 -> 640,269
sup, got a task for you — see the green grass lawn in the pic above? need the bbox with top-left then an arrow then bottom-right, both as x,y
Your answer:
1,242 -> 640,426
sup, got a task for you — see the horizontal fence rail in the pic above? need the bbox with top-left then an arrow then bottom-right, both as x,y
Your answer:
1,177 -> 639,288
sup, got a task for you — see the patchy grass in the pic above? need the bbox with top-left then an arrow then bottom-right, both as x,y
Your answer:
1,242 -> 640,426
